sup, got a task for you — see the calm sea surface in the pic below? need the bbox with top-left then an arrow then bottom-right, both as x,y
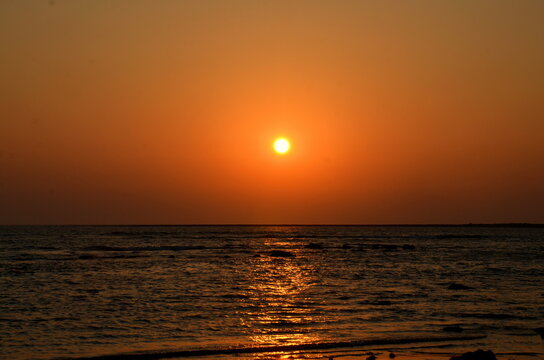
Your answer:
1,226 -> 543,359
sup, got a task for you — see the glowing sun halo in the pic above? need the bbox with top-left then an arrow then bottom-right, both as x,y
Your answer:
274,138 -> 290,154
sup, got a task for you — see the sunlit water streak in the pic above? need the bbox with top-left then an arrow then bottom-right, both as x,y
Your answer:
0,225 -> 543,359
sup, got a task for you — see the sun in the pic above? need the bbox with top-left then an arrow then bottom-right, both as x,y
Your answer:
273,138 -> 290,154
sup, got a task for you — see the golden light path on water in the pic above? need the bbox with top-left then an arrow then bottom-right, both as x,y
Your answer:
238,236 -> 331,350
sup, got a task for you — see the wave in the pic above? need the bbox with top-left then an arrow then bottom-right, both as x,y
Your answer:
457,313 -> 538,320
81,245 -> 208,252
77,254 -> 150,260
70,334 -> 486,360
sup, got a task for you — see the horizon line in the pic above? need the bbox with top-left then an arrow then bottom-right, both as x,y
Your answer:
1,223 -> 543,227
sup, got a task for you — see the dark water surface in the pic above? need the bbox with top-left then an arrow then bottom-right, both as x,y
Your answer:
1,226 -> 543,359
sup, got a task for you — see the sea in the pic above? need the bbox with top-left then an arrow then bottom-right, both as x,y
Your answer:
1,225 -> 543,360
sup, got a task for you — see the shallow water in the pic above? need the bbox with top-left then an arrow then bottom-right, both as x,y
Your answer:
1,225 -> 543,359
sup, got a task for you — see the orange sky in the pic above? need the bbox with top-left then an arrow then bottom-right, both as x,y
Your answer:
1,0 -> 543,224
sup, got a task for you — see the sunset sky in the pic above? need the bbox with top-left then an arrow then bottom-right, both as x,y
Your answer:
1,0 -> 543,224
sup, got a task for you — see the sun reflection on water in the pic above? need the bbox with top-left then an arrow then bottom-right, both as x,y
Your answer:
236,240 -> 330,348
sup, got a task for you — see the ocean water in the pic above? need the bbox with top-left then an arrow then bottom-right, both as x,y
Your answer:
1,225 -> 543,360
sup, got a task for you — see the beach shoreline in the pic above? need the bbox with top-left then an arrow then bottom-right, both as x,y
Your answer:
58,333 -> 543,360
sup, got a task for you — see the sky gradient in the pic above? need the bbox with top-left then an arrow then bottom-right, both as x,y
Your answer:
1,0 -> 543,224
